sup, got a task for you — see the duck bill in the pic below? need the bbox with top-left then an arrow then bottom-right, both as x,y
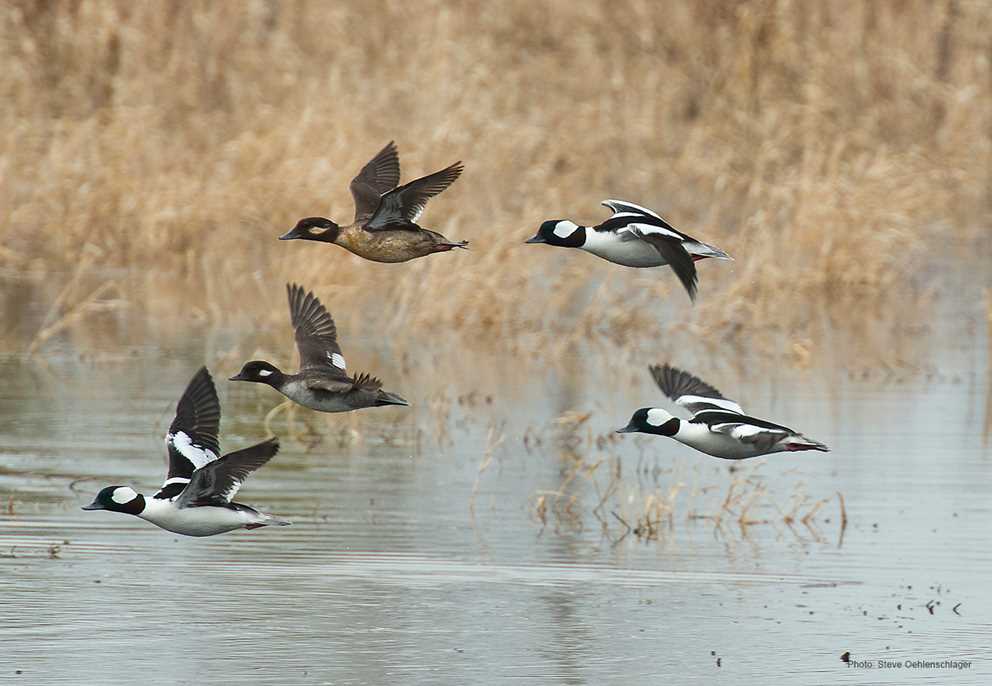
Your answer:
616,424 -> 637,434
278,230 -> 297,241
376,391 -> 409,407
81,501 -> 105,511
524,235 -> 546,244
229,373 -> 248,382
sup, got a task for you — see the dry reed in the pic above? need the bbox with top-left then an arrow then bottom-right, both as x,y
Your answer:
1,1 -> 988,363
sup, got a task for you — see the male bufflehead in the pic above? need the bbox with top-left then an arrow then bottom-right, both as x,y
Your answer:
526,199 -> 731,301
617,364 -> 829,459
82,367 -> 289,536
230,283 -> 408,412
279,141 -> 467,262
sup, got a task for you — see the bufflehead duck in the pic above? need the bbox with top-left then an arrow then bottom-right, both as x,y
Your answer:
279,141 -> 467,262
230,283 -> 408,412
617,364 -> 829,459
82,367 -> 289,536
525,199 -> 731,301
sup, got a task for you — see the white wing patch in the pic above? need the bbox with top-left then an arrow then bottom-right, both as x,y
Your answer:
731,425 -> 784,440
712,423 -> 788,450
679,395 -> 745,414
602,199 -> 664,220
329,352 -> 347,370
624,222 -> 683,241
160,477 -> 190,488
169,431 -> 218,469
553,220 -> 579,238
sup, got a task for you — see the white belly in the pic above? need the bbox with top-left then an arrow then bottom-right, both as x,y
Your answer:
140,501 -> 259,537
675,425 -> 782,460
581,233 -> 666,268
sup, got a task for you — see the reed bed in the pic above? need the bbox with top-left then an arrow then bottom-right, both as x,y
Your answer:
2,0 -> 989,362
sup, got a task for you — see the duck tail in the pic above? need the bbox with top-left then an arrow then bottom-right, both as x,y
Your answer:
785,436 -> 830,452
691,241 -> 732,260
437,240 -> 469,252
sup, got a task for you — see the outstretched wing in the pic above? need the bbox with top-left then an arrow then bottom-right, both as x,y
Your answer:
626,225 -> 698,300
287,283 -> 348,374
350,141 -> 401,225
365,161 -> 463,230
649,364 -> 745,416
157,367 -> 221,498
176,437 -> 279,508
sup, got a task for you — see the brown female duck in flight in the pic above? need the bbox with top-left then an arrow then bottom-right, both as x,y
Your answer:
279,141 -> 467,263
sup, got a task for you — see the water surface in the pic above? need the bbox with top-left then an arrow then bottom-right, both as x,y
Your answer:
1,301 -> 990,684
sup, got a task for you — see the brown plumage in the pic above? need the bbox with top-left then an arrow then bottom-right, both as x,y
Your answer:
280,142 -> 467,263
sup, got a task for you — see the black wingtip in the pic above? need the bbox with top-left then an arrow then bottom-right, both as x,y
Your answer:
262,435 -> 280,455
649,364 -> 725,402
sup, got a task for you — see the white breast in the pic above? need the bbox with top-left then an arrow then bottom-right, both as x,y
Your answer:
673,422 -> 774,460
581,230 -> 666,267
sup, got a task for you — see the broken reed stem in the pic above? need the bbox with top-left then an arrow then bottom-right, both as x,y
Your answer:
262,399 -> 293,438
837,491 -> 848,530
27,280 -> 120,355
469,423 -> 505,516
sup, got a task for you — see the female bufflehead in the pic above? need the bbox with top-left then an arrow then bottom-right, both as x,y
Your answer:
230,283 -> 408,412
526,199 -> 731,301
279,141 -> 467,262
82,367 -> 288,536
617,364 -> 829,459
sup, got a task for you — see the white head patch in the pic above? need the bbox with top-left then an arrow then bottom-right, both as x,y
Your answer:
646,409 -> 672,427
258,369 -> 273,377
329,352 -> 346,370
553,220 -> 579,238
112,487 -> 138,504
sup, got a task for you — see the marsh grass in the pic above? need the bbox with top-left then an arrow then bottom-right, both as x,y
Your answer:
2,1 -> 989,363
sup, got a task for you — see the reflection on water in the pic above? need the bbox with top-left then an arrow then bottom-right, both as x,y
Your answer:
1,288 -> 990,684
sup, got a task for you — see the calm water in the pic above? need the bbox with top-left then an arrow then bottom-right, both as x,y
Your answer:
1,294 -> 990,684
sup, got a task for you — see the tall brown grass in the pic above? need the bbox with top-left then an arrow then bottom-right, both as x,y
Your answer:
2,1 -> 989,364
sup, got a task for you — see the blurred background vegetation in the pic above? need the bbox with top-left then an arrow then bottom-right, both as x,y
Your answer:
1,0 -> 989,369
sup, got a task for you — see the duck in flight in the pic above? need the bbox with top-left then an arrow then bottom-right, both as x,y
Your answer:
230,283 -> 408,412
279,141 -> 467,263
525,199 -> 731,301
617,364 -> 829,459
82,367 -> 288,536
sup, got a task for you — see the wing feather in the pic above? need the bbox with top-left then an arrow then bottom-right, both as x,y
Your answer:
350,141 -> 401,224
365,161 -> 463,230
627,226 -> 698,300
160,367 -> 221,493
649,365 -> 745,415
287,283 -> 346,372
176,437 -> 279,508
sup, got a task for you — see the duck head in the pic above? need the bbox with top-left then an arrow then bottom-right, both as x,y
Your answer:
230,361 -> 284,387
525,220 -> 584,248
617,408 -> 680,436
82,486 -> 146,516
280,217 -> 340,243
